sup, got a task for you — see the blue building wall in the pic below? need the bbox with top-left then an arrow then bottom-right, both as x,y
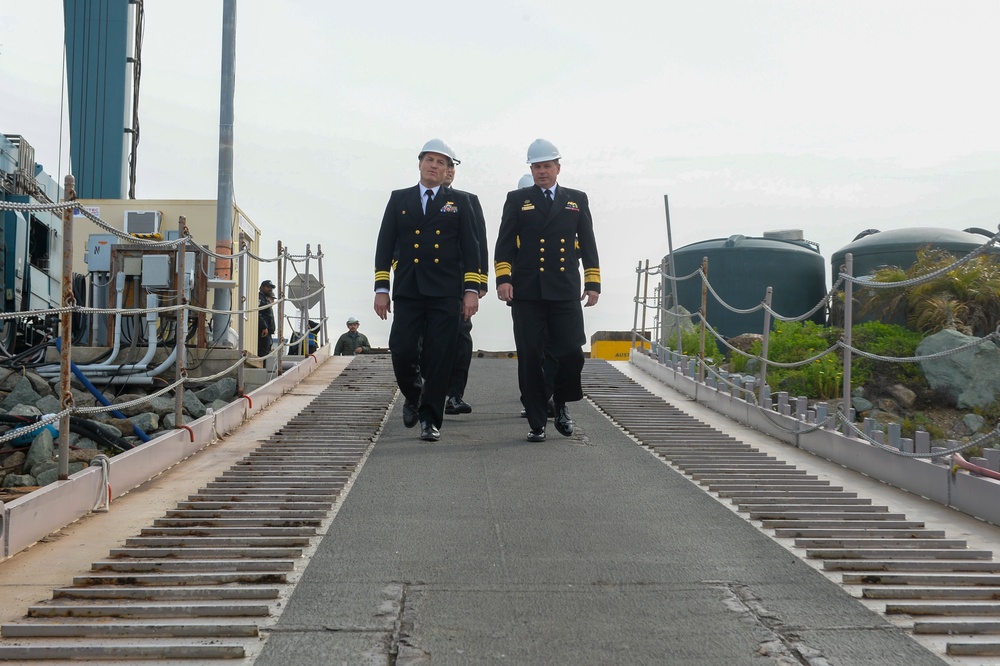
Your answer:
63,0 -> 129,199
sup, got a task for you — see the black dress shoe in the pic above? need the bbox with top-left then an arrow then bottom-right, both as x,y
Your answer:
445,397 -> 473,415
554,403 -> 574,437
526,427 -> 546,442
403,400 -> 419,428
520,407 -> 527,418
419,421 -> 441,441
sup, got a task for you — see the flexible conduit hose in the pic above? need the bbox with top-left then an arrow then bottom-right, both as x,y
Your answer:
54,338 -> 152,443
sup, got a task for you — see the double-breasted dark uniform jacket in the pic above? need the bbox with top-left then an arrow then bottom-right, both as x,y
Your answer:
494,184 -> 600,301
374,184 -> 482,428
375,185 -> 481,298
495,184 -> 601,430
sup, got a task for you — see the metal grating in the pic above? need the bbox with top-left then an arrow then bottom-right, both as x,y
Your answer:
583,359 -> 1000,661
0,355 -> 398,662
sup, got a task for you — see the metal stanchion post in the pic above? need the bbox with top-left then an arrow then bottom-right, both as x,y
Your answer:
640,259 -> 650,347
237,239 -> 246,396
58,175 -> 76,480
631,261 -> 642,350
758,286 -> 773,404
698,257 -> 708,382
302,245 -> 311,355
174,216 -> 188,429
841,253 -> 854,437
317,244 -> 328,348
276,241 -> 285,375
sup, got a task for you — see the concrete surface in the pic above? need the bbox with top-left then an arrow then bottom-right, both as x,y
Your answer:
255,358 -> 946,665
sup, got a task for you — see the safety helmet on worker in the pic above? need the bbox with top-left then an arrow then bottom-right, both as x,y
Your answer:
517,173 -> 534,189
418,139 -> 460,166
346,316 -> 360,324
526,138 -> 560,164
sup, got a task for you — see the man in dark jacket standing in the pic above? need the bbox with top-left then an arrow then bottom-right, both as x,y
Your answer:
334,316 -> 371,356
258,279 -> 276,356
373,139 -> 481,442
495,139 -> 600,442
443,162 -> 489,415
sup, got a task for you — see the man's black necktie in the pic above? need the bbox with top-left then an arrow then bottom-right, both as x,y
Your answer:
541,188 -> 553,214
425,189 -> 434,215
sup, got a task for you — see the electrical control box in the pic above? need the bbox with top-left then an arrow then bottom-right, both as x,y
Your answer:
84,234 -> 117,272
122,257 -> 142,276
141,254 -> 172,288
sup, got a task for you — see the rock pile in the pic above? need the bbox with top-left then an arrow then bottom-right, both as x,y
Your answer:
0,373 -> 240,490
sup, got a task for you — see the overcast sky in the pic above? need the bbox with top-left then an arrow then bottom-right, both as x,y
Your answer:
3,1 -> 999,350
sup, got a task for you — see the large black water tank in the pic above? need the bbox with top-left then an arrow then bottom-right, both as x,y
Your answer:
663,231 -> 827,339
830,227 -> 999,285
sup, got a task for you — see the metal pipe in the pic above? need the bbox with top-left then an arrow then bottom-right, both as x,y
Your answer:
212,0 -> 237,343
317,244 -> 328,348
59,175 -> 75,480
663,195 -> 681,354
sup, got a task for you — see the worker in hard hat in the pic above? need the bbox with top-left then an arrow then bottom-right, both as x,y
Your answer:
333,316 -> 371,356
373,139 -> 482,442
443,162 -> 489,416
495,139 -> 601,442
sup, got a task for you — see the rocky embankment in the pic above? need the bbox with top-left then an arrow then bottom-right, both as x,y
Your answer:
0,372 -> 239,491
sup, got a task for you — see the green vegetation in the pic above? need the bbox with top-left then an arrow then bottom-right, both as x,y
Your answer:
673,327 -> 726,366
901,413 -> 946,441
861,246 -> 1000,337
723,321 -> 926,400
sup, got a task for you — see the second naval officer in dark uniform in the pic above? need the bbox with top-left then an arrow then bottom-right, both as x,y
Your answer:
443,162 -> 489,415
495,139 -> 601,442
374,139 -> 482,442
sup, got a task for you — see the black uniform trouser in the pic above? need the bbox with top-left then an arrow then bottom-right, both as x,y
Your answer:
447,316 -> 474,400
389,296 -> 460,429
511,299 -> 586,431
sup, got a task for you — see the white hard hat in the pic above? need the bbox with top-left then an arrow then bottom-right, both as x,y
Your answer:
419,138 -> 460,165
347,316 -> 359,324
526,138 -> 560,164
518,173 -> 534,189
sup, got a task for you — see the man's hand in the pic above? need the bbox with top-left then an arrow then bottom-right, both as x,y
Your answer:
497,283 -> 513,303
582,290 -> 600,307
462,291 -> 480,321
374,293 -> 391,320
261,327 -> 269,337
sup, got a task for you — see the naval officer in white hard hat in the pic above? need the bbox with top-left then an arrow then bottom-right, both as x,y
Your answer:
495,139 -> 601,442
373,139 -> 482,442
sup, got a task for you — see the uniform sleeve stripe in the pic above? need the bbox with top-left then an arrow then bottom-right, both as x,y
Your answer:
464,272 -> 480,281
375,271 -> 391,280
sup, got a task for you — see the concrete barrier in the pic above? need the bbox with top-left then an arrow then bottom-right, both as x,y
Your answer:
629,349 -> 1000,527
0,344 -> 332,560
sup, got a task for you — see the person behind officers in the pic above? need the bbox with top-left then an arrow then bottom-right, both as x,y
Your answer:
373,138 -> 481,443
334,317 -> 371,356
257,279 -> 276,357
495,139 -> 601,443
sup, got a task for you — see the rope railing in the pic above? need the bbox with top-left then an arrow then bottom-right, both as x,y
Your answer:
631,228 -> 1000,465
